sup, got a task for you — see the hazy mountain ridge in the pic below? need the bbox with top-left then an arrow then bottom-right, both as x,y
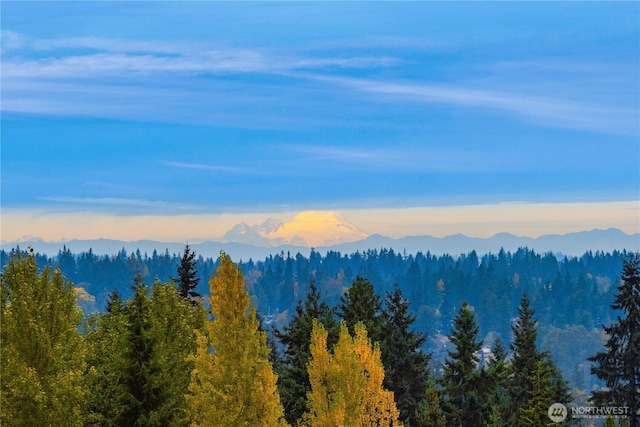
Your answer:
3,228 -> 638,260
329,228 -> 640,258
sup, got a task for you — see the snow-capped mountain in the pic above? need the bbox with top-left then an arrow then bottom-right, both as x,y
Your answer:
222,219 -> 284,246
222,211 -> 369,247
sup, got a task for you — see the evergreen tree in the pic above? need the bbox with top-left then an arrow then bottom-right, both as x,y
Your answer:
57,245 -> 77,282
85,294 -> 128,426
148,281 -> 207,425
604,414 -> 617,427
547,354 -> 572,422
116,272 -> 166,426
381,283 -> 431,426
589,254 -> 640,427
173,243 -> 200,304
509,294 -> 570,425
508,294 -> 542,424
483,337 -> 511,425
338,275 -> 386,345
303,320 -> 402,426
86,279 -> 205,426
273,280 -> 338,425
439,302 -> 484,427
414,378 -> 446,427
186,252 -> 288,426
1,249 -> 87,426
105,288 -> 124,314
517,359 -> 560,426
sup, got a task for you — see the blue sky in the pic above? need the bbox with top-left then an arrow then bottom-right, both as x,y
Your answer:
1,2 -> 639,242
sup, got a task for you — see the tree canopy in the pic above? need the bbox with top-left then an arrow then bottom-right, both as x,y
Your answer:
1,249 -> 87,426
186,252 -> 289,427
589,254 -> 640,427
303,320 -> 402,427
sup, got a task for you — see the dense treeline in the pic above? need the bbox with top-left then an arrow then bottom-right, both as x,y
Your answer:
0,250 -> 404,426
2,249 -> 638,426
0,245 -> 630,390
0,246 -> 628,331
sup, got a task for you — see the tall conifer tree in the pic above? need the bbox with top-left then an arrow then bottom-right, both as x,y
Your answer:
382,284 -> 431,426
509,294 -> 570,425
148,281 -> 207,425
338,275 -> 385,345
508,294 -> 542,423
173,243 -> 200,304
439,302 -> 484,427
116,272 -> 165,426
85,292 -> 128,426
589,254 -> 640,427
483,337 -> 511,425
86,279 -> 204,426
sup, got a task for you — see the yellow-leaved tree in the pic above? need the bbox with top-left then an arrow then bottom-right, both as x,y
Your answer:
303,320 -> 403,427
186,252 -> 289,426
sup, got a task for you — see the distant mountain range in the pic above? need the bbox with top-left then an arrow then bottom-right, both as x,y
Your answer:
2,228 -> 638,261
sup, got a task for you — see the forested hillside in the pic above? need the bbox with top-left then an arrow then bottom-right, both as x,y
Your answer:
0,245 -> 631,392
2,248 -> 639,426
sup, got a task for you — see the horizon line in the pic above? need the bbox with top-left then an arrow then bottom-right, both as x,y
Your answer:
2,226 -> 637,247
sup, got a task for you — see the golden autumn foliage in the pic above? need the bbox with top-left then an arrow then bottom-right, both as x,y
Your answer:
303,320 -> 403,427
186,252 -> 289,427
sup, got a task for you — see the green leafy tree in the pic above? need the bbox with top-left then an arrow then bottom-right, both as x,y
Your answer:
186,252 -> 288,426
381,283 -> 431,426
1,249 -> 87,426
589,254 -> 640,427
439,302 -> 484,427
274,280 -> 338,425
173,243 -> 201,304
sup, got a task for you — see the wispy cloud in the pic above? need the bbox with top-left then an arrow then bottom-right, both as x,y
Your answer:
2,52 -> 266,79
2,31 -> 637,136
161,161 -> 253,174
0,32 -> 404,128
282,145 -> 383,162
3,52 -> 399,80
1,31 -> 399,79
39,196 -> 194,211
278,144 -> 519,173
310,74 -> 639,136
31,35 -> 192,55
